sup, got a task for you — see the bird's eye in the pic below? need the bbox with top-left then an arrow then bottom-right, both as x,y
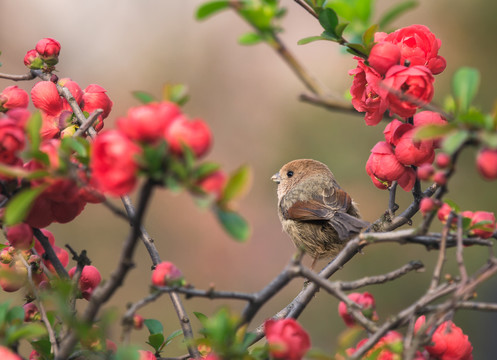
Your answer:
286,171 -> 294,178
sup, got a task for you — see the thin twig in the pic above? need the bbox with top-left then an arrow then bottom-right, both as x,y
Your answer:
73,109 -> 103,137
456,215 -> 468,284
0,71 -> 36,81
429,213 -> 453,291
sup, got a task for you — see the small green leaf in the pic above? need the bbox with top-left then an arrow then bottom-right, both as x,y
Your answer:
378,0 -> 418,30
318,8 -> 339,35
5,186 -> 46,225
238,32 -> 264,45
163,84 -> 189,106
115,346 -> 140,360
164,329 -> 183,346
194,311 -> 209,326
221,164 -> 251,204
415,124 -> 455,140
444,199 -> 460,213
346,43 -> 368,56
453,67 -> 480,114
61,136 -> 88,158
6,306 -> 24,323
26,112 -> 42,152
215,208 -> 250,241
362,24 -> 378,47
6,324 -> 47,344
479,132 -> 497,148
146,333 -> 165,352
194,162 -> 221,180
144,318 -> 163,335
132,91 -> 156,104
196,0 -> 230,20
335,22 -> 350,38
0,301 -> 11,325
297,36 -> 329,45
442,130 -> 470,155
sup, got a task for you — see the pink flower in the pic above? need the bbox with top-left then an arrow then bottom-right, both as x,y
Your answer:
366,141 -> 408,189
24,49 -> 43,69
382,65 -> 435,119
338,292 -> 377,327
349,59 -> 389,125
0,118 -> 25,164
470,211 -> 495,239
68,265 -> 102,300
415,316 -> 473,360
264,318 -> 311,360
476,148 -> 497,180
394,129 -> 435,166
381,25 -> 446,75
6,224 -> 33,251
35,38 -> 61,65
413,111 -> 447,127
31,81 -> 63,116
0,86 -> 29,110
368,41 -> 401,75
151,261 -> 184,287
117,102 -> 181,143
81,84 -> 113,131
164,114 -> 212,158
197,170 -> 227,201
383,119 -> 412,146
0,346 -> 22,360
90,130 -> 141,196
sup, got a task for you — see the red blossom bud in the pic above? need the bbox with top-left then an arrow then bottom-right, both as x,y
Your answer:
24,49 -> 43,69
23,302 -> 39,322
0,86 -> 29,111
6,224 -> 33,250
264,318 -> 311,360
420,198 -> 436,216
417,163 -> 434,181
435,153 -> 451,169
368,41 -> 401,75
437,203 -> 455,224
138,350 -> 156,360
151,261 -> 184,287
476,148 -> 497,180
338,292 -> 377,327
394,129 -> 435,167
68,265 -> 102,300
164,115 -> 212,158
35,38 -> 61,65
197,170 -> 227,201
433,171 -> 447,186
0,346 -> 22,360
133,314 -> 144,330
82,84 -> 113,131
470,211 -> 496,239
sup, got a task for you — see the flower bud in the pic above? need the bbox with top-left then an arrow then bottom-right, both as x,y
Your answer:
68,265 -> 102,300
435,153 -> 451,169
417,163 -> 434,181
476,148 -> 497,180
0,346 -> 23,360
197,170 -> 227,201
264,318 -> 311,360
35,38 -> 61,66
470,211 -> 496,239
368,41 -> 401,75
6,224 -> 34,250
338,292 -> 377,327
133,314 -> 144,330
420,198 -> 436,216
0,86 -> 29,111
24,49 -> 44,69
164,115 -> 212,158
23,302 -> 39,322
433,171 -> 447,186
151,261 -> 184,287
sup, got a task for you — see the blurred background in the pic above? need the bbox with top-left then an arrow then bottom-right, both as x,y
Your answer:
1,0 -> 497,358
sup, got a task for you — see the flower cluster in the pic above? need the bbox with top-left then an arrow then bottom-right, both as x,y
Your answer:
366,111 -> 447,190
90,101 -> 213,196
350,25 -> 446,125
24,38 -> 61,69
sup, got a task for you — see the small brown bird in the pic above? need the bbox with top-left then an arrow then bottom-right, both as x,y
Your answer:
272,159 -> 368,267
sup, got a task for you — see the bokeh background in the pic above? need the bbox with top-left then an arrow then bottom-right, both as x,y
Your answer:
1,0 -> 497,358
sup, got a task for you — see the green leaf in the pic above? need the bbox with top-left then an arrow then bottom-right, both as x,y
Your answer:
335,22 -> 350,38
297,35 -> 329,45
144,318 -> 164,335
61,136 -> 88,158
115,346 -> 140,360
318,8 -> 339,36
4,186 -> 46,225
479,132 -> 497,148
444,199 -> 460,213
442,130 -> 470,155
194,162 -> 221,180
215,208 -> 250,241
221,164 -> 251,204
378,0 -> 418,30
0,301 -> 12,325
238,32 -> 264,45
26,112 -> 42,152
194,311 -> 209,326
362,24 -> 378,47
163,83 -> 189,106
164,329 -> 183,346
6,306 -> 25,323
415,124 -> 455,140
132,91 -> 156,104
6,323 -> 47,344
452,67 -> 480,114
346,43 -> 368,56
146,332 -> 165,352
196,0 -> 230,20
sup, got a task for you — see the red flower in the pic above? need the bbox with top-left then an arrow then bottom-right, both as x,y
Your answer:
0,118 -> 25,164
117,102 -> 181,143
470,211 -> 495,239
31,81 -> 63,116
0,86 -> 29,110
6,224 -> 33,251
35,38 -> 61,65
164,114 -> 212,158
24,49 -> 42,69
59,78 -> 83,111
349,59 -> 389,125
82,84 -> 113,131
197,170 -> 227,201
264,318 -> 311,360
420,198 -> 436,216
338,292 -> 377,327
382,65 -> 435,119
476,148 -> 497,180
42,245 -> 69,274
415,316 -> 473,360
381,25 -> 446,75
413,111 -> 447,127
394,129 -> 435,166
437,203 -> 454,224
133,314 -> 144,330
68,265 -> 102,300
383,119 -> 412,146
138,350 -> 156,360
0,346 -> 22,360
366,141 -> 406,188
368,41 -> 401,75
151,261 -> 184,287
90,130 -> 141,196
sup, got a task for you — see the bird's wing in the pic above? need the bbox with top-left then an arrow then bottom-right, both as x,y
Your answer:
281,186 -> 368,240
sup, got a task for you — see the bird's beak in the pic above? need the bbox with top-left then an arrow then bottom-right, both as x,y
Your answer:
271,172 -> 281,184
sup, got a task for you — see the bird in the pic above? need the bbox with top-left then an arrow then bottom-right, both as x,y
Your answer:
272,159 -> 368,268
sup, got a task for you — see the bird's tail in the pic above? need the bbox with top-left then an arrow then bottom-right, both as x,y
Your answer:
329,213 -> 369,241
